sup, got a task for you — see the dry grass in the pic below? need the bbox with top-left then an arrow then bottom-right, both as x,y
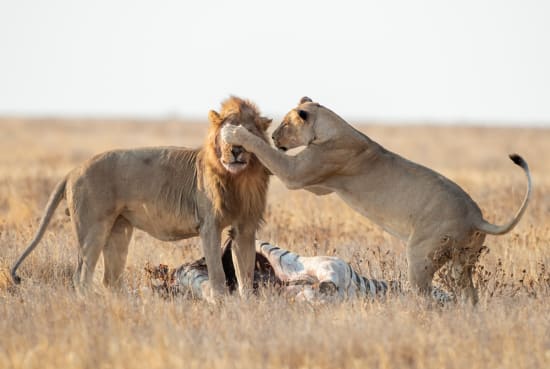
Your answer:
1,118 -> 550,369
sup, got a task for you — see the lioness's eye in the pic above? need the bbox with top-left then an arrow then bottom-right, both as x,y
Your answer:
297,109 -> 308,120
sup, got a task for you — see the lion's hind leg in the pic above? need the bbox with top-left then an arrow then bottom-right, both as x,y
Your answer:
102,216 -> 133,289
72,216 -> 117,294
199,220 -> 225,302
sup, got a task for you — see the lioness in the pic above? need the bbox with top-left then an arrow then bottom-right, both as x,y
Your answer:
221,97 -> 531,303
11,96 -> 271,300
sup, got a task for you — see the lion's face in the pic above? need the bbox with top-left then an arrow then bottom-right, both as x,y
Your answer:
272,97 -> 316,151
217,119 -> 257,174
208,97 -> 271,175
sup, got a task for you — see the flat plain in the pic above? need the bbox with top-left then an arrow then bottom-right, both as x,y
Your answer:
1,118 -> 549,369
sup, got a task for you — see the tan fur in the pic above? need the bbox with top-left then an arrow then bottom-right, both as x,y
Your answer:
221,97 -> 531,303
11,96 -> 271,301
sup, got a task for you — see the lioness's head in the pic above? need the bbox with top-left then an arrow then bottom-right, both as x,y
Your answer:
272,96 -> 320,151
208,96 -> 271,175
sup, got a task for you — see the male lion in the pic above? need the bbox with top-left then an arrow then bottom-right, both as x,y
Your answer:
11,96 -> 271,300
221,97 -> 531,303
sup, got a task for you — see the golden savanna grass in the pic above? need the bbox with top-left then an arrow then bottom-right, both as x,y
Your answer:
1,118 -> 550,369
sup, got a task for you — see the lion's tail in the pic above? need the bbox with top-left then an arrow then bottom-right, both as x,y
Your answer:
11,178 -> 67,284
476,154 -> 531,236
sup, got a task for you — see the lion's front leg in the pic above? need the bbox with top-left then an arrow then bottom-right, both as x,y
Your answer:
231,224 -> 256,297
200,219 -> 226,301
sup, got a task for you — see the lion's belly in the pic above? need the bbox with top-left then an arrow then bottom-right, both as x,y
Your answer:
121,204 -> 200,241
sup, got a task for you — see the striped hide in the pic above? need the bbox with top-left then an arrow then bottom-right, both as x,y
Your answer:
256,241 -> 453,303
255,241 -> 400,301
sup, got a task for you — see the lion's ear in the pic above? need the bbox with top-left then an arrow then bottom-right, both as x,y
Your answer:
259,117 -> 272,131
299,96 -> 313,105
208,110 -> 222,126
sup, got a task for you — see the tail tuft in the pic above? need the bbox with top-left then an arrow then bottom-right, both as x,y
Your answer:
509,153 -> 526,168
477,153 -> 531,235
11,272 -> 21,285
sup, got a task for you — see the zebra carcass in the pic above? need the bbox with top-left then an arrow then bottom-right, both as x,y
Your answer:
144,238 -> 452,303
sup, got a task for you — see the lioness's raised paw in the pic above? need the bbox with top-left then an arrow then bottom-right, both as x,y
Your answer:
220,124 -> 250,146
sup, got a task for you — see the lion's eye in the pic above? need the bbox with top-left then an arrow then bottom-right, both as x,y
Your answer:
244,124 -> 260,135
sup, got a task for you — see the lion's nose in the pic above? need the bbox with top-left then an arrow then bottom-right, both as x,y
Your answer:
231,146 -> 244,158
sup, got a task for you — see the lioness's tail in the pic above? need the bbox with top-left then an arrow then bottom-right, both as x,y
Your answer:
11,178 -> 67,284
476,154 -> 531,236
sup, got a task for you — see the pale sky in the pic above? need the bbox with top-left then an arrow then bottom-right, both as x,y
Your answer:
1,0 -> 549,125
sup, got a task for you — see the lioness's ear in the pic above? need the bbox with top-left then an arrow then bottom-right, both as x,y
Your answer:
297,109 -> 308,121
299,96 -> 313,105
208,110 -> 222,126
259,117 -> 272,131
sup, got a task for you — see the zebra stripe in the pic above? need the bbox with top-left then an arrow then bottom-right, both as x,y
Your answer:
346,263 -> 353,291
381,280 -> 389,294
352,268 -> 362,289
367,278 -> 376,297
278,250 -> 290,265
172,263 -> 209,299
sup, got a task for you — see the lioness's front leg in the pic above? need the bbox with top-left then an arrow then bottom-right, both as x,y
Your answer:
221,125 -> 331,189
200,218 -> 226,301
231,224 -> 256,296
221,125 -> 296,181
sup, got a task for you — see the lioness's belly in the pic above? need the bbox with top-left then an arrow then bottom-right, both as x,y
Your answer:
335,190 -> 410,241
121,204 -> 200,241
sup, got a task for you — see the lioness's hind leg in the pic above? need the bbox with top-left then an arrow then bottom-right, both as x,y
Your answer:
103,216 -> 133,289
451,235 -> 485,305
406,236 -> 449,296
407,257 -> 437,295
454,265 -> 477,305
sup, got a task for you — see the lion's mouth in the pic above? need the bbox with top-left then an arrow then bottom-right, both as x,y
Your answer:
278,147 -> 288,152
222,160 -> 248,174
